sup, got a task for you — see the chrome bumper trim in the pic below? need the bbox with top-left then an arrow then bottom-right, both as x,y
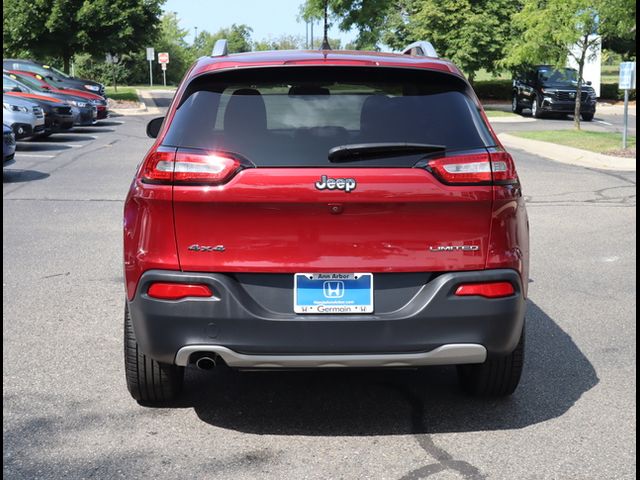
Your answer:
175,344 -> 487,368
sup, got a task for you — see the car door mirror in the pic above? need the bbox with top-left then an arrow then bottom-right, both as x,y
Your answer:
146,117 -> 164,138
586,80 -> 592,86
11,86 -> 23,93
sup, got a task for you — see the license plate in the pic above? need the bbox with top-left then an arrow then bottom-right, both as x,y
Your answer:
294,273 -> 373,314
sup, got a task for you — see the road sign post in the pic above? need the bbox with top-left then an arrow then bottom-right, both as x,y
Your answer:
146,47 -> 155,87
158,52 -> 169,88
619,62 -> 636,149
105,53 -> 119,92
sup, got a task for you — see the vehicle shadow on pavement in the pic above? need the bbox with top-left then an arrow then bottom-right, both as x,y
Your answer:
15,143 -> 73,152
28,134 -> 93,143
3,169 -> 50,183
170,300 -> 598,435
93,121 -> 124,127
69,128 -> 115,134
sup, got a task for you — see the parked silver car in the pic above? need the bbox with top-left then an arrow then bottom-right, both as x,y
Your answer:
2,94 -> 45,138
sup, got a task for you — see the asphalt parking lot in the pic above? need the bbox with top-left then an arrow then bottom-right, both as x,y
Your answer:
3,103 -> 636,479
488,103 -> 636,137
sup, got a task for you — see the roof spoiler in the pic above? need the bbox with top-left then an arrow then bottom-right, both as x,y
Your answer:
401,41 -> 438,58
211,39 -> 228,57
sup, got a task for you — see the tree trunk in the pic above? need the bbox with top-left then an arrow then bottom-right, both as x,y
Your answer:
63,54 -> 71,75
574,36 -> 589,131
321,0 -> 331,49
468,71 -> 475,86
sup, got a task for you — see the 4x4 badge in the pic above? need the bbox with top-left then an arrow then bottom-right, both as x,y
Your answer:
315,175 -> 357,193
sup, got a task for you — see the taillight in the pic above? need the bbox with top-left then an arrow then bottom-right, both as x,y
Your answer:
455,282 -> 515,298
427,151 -> 518,185
147,282 -> 213,300
173,151 -> 241,184
141,150 -> 175,183
428,153 -> 492,184
141,149 -> 243,185
489,151 -> 518,184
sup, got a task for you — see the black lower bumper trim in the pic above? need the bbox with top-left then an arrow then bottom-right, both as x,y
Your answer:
128,269 -> 526,365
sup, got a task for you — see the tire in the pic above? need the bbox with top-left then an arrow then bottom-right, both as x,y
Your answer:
581,113 -> 594,121
511,95 -> 523,114
124,304 -> 184,404
457,326 -> 524,397
531,95 -> 543,118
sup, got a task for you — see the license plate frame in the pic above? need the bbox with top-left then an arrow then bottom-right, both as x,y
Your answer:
293,273 -> 374,314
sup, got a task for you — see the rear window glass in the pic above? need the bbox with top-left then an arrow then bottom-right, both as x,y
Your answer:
163,67 -> 494,167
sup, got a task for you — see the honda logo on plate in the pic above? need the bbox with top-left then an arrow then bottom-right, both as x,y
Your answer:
323,281 -> 344,298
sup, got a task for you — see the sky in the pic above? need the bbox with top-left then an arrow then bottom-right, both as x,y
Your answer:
163,0 -> 359,47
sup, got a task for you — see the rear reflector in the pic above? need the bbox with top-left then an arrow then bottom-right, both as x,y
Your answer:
147,283 -> 213,300
141,149 -> 242,185
455,282 -> 515,298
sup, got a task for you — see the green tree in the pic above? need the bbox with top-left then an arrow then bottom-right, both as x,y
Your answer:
3,0 -> 164,73
192,24 -> 253,58
301,0 -> 393,50
254,35 -> 305,51
253,34 -> 343,51
599,0 -> 636,58
381,0 -> 520,83
153,11 -> 196,84
503,0 -> 636,129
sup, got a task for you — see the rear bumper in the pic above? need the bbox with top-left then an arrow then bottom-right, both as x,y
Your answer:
128,269 -> 526,366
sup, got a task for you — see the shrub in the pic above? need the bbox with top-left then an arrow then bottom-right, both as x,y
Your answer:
73,53 -> 129,86
473,80 -> 513,100
599,83 -> 636,101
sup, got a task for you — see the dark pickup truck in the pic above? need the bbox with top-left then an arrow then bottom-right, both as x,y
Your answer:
512,66 -> 597,121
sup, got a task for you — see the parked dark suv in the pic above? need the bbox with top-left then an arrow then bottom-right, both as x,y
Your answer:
512,65 -> 597,120
124,41 -> 529,405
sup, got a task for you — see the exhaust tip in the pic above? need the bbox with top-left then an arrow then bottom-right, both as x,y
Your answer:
195,356 -> 217,370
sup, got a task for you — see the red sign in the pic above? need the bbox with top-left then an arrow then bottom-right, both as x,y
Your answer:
158,52 -> 169,64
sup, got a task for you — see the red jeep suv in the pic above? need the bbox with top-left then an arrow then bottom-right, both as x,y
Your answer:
123,41 -> 529,404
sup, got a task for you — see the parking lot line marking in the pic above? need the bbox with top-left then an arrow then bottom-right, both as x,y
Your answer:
596,120 -> 613,126
19,143 -> 87,148
14,153 -> 56,158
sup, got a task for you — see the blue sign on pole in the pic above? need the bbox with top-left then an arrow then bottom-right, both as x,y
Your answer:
619,62 -> 635,149
619,62 -> 636,90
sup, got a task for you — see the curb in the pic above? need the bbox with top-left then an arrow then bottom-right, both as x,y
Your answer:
499,133 -> 636,171
487,116 -> 536,123
108,102 -> 148,116
136,89 -> 168,115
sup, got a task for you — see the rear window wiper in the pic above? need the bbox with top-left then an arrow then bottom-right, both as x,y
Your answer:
328,142 -> 446,162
